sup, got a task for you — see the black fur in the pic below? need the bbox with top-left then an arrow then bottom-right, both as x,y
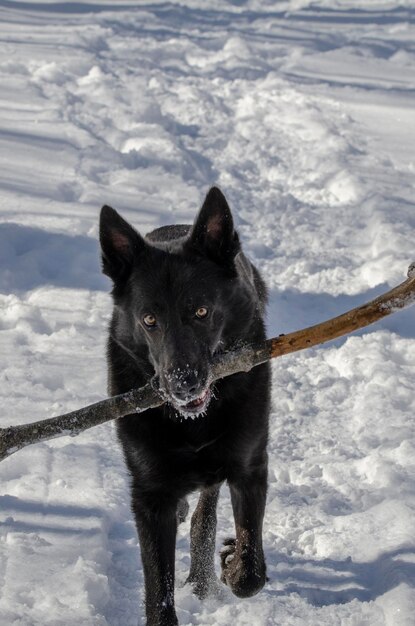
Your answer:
100,187 -> 271,626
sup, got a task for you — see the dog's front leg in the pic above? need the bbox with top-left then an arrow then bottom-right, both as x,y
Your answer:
186,483 -> 221,599
220,468 -> 267,598
133,495 -> 179,626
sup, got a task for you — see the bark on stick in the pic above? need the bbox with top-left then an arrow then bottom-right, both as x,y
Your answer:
1,263 -> 414,462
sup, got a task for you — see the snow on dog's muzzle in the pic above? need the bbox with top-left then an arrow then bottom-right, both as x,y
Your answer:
172,387 -> 212,418
156,367 -> 212,418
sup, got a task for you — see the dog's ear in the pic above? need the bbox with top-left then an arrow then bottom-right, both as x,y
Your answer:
99,205 -> 145,282
188,187 -> 240,266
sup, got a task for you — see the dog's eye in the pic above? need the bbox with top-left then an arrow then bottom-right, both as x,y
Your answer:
143,314 -> 157,328
195,307 -> 208,319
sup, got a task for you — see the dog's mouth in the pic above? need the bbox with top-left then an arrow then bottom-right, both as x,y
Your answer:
171,387 -> 212,419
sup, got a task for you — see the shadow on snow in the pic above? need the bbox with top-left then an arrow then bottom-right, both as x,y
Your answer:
268,284 -> 415,341
2,1 -> 413,24
1,223 -> 412,337
267,547 -> 415,606
0,222 -> 108,293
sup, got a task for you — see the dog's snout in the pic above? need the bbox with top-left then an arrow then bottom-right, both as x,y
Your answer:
163,367 -> 203,401
173,385 -> 198,401
170,371 -> 199,398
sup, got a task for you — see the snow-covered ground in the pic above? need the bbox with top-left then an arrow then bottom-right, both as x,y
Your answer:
0,1 -> 414,624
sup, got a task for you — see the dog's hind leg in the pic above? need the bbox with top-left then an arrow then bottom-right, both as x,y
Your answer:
176,498 -> 189,524
220,467 -> 267,598
186,483 -> 221,599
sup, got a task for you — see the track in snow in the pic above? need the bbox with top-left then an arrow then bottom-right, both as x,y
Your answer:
0,2 -> 414,625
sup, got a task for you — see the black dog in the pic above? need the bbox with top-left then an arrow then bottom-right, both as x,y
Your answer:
99,187 -> 270,626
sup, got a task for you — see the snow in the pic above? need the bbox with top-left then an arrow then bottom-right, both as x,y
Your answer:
0,1 -> 414,625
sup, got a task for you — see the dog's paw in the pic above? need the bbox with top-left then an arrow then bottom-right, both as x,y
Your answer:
220,538 -> 266,599
220,537 -> 236,568
185,574 -> 223,601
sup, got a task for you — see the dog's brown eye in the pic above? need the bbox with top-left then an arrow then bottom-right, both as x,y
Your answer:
195,307 -> 208,319
143,314 -> 157,327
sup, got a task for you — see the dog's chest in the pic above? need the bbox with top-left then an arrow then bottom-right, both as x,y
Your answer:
166,427 -> 228,488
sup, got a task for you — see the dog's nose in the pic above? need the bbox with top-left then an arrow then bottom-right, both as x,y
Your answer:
165,369 -> 201,401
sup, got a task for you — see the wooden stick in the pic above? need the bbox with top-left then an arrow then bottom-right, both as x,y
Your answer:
1,263 -> 414,462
